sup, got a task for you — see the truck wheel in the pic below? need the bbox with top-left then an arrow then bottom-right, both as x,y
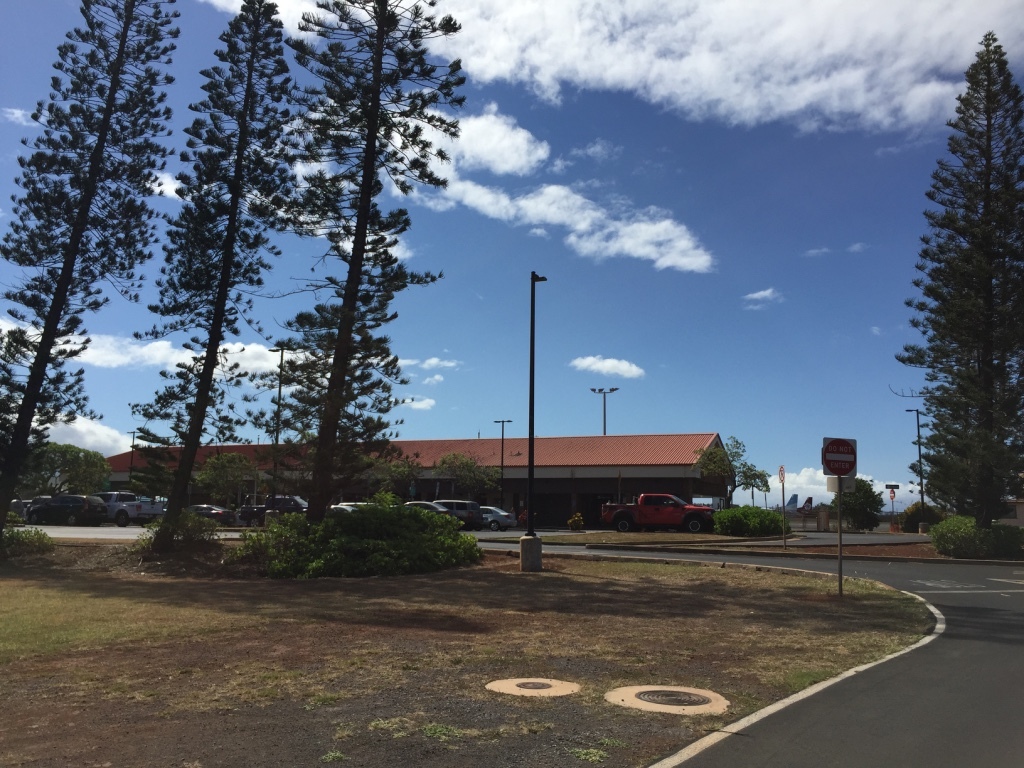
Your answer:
614,515 -> 634,533
66,513 -> 78,526
115,510 -> 129,527
489,520 -> 501,531
684,516 -> 704,533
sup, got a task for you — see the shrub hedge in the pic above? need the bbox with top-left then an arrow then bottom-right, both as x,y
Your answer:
230,493 -> 482,578
930,515 -> 1024,560
714,505 -> 790,537
2,526 -> 55,556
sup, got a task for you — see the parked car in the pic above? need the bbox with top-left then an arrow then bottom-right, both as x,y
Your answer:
238,495 -> 308,526
26,495 -> 107,526
184,504 -> 236,526
93,491 -> 165,527
480,506 -> 517,531
431,499 -> 485,531
405,500 -> 456,520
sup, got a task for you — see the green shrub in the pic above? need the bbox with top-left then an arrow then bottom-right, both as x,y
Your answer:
931,516 -> 1024,560
6,510 -> 25,525
901,501 -> 944,533
229,492 -> 482,578
2,526 -> 55,556
567,511 -> 584,531
714,506 -> 789,537
133,510 -> 221,554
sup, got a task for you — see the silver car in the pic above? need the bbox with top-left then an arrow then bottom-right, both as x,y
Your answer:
480,506 -> 517,531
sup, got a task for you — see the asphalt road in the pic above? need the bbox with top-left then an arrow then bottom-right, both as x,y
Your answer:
485,540 -> 1023,768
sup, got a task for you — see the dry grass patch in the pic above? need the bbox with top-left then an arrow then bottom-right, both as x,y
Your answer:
0,547 -> 934,768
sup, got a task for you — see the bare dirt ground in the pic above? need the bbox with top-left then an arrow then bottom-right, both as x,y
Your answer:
0,544 -> 933,768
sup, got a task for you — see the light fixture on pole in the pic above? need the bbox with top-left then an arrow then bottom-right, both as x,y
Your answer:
494,419 -> 512,510
589,387 -> 619,435
906,408 -> 925,509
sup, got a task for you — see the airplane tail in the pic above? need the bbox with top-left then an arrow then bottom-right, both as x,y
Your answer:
784,493 -> 798,511
800,497 -> 813,514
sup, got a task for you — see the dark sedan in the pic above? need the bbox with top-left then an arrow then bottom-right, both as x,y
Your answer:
26,495 -> 107,526
184,504 -> 236,526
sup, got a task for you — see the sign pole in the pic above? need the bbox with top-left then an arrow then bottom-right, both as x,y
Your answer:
837,481 -> 843,597
779,465 -> 786,549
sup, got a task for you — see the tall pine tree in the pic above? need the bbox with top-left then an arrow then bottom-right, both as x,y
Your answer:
287,0 -> 464,518
132,0 -> 294,548
899,32 -> 1024,526
0,0 -> 178,544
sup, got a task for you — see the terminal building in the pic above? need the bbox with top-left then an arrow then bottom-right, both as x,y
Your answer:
105,432 -> 735,528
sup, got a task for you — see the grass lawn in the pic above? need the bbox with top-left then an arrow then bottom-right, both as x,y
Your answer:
0,545 -> 935,768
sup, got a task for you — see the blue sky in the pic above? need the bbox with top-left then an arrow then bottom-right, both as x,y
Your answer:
1,0 -> 1022,510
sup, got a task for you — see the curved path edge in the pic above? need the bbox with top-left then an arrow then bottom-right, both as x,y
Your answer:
647,594 -> 946,767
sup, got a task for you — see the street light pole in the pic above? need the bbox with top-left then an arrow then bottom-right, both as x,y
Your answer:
589,387 -> 619,435
270,347 -> 286,505
906,408 -> 925,509
527,271 -> 546,540
494,419 -> 511,509
128,430 -> 137,484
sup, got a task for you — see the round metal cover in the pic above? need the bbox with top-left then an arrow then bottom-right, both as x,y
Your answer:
485,678 -> 581,697
636,689 -> 712,707
604,685 -> 729,715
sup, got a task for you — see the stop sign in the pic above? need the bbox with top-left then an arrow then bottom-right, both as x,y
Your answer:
822,437 -> 856,477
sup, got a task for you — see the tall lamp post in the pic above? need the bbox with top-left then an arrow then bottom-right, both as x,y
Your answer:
270,347 -> 287,504
906,408 -> 925,509
494,419 -> 512,509
522,271 -> 546,572
589,387 -> 619,435
127,430 -> 137,484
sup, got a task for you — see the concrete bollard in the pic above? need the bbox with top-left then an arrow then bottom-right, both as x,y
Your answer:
520,535 -> 543,572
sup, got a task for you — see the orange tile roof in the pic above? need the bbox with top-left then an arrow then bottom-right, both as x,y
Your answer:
105,434 -> 720,472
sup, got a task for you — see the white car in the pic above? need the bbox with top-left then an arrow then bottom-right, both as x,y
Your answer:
480,506 -> 517,531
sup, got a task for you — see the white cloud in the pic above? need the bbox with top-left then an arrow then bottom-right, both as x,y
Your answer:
152,171 -> 180,198
804,247 -> 831,257
571,139 -> 622,162
570,355 -> 645,379
2,108 -> 33,126
423,374 -> 444,385
742,287 -> 783,310
871,326 -> 882,336
420,357 -> 460,371
442,177 -> 714,272
452,103 -> 550,175
436,0 -> 1019,132
401,396 -> 436,411
848,242 -> 868,253
47,418 -> 132,457
77,335 -> 189,369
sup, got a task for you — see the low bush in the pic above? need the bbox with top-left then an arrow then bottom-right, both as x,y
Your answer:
566,511 -> 585,531
2,526 -> 55,556
133,510 -> 221,554
230,492 -> 482,578
714,505 -> 789,537
901,501 -> 944,533
930,516 -> 1024,560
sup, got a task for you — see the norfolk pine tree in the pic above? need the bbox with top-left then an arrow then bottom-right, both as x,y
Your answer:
287,0 -> 464,518
0,0 -> 178,546
898,33 -> 1024,526
132,0 -> 294,549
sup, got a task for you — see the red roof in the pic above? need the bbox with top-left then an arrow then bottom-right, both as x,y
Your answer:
106,433 -> 720,472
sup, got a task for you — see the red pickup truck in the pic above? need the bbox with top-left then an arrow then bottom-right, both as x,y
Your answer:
601,494 -> 715,533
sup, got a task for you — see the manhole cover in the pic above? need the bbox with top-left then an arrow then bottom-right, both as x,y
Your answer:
636,690 -> 711,707
604,685 -> 730,715
485,678 -> 581,697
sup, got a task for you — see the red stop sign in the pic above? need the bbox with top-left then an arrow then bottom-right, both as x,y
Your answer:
889,489 -> 896,500
822,437 -> 856,476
